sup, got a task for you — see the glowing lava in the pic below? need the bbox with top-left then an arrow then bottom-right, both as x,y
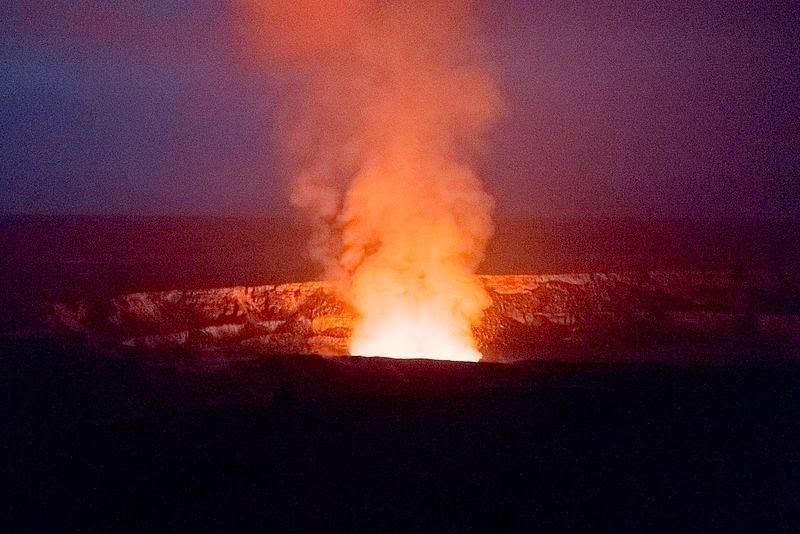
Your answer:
350,313 -> 482,362
344,208 -> 490,362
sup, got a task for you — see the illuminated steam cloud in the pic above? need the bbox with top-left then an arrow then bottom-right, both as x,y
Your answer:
246,0 -> 502,360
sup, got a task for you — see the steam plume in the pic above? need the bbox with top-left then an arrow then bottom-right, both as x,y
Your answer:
246,0 -> 501,360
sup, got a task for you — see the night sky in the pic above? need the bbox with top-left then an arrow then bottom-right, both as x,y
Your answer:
2,1 -> 798,217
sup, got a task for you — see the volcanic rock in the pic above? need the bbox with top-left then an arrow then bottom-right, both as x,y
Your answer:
37,271 -> 800,362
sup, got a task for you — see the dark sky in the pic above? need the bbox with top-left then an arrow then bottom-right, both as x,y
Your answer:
1,1 -> 798,217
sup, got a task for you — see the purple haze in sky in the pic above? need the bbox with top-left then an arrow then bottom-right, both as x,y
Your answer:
1,1 -> 798,217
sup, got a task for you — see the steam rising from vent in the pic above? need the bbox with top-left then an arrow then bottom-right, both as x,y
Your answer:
246,0 -> 502,361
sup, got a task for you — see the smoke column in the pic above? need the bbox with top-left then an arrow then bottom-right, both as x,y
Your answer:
246,0 -> 502,360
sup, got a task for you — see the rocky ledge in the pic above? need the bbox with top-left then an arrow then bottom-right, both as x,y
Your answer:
40,271 -> 800,363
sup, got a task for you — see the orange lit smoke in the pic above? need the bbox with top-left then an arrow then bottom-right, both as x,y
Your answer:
245,1 -> 501,361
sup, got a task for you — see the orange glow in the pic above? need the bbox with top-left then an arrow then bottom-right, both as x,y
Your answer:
245,1 -> 500,362
346,210 -> 489,361
342,156 -> 491,361
350,314 -> 482,362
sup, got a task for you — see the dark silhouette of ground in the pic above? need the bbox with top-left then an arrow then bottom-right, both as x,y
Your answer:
3,215 -> 799,530
4,340 -> 799,532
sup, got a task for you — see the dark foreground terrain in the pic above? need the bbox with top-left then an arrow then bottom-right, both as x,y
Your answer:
4,340 -> 799,532
3,215 -> 798,530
